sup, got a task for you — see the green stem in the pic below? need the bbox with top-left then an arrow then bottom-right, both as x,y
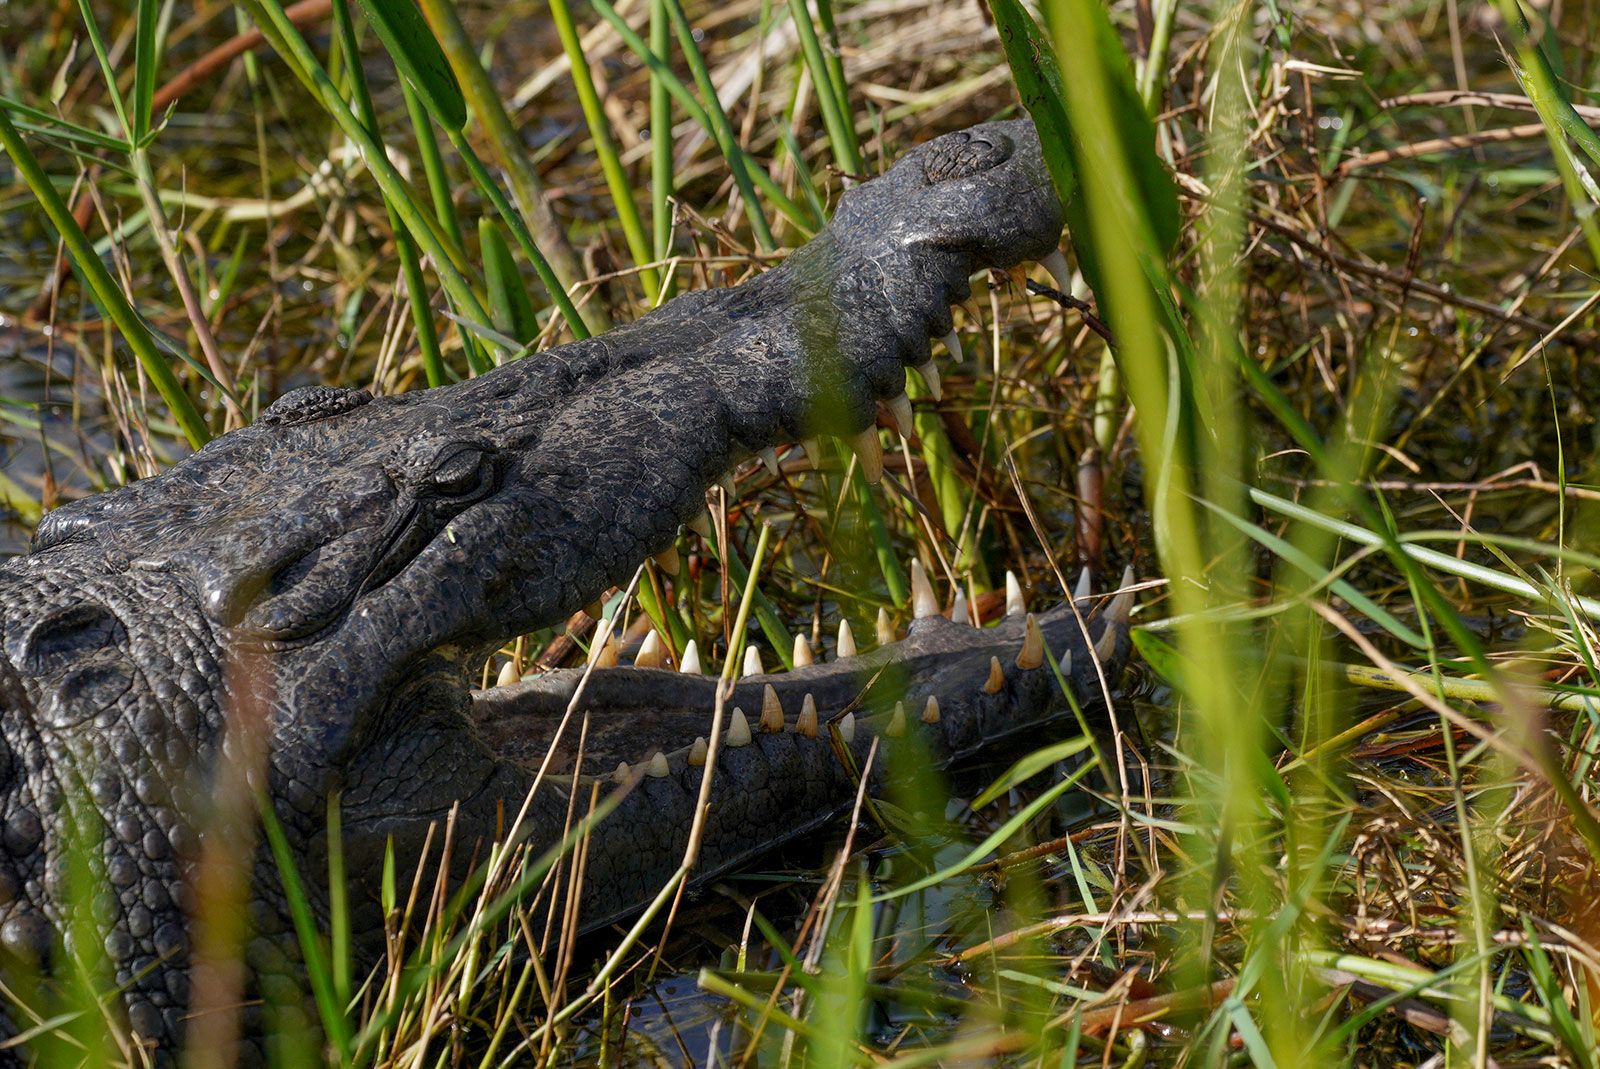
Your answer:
661,0 -> 779,250
416,0 -> 607,334
333,0 -> 446,387
786,0 -> 861,174
401,80 -> 488,378
649,0 -> 674,267
449,130 -> 591,344
0,107 -> 210,448
240,0 -> 493,335
546,0 -> 661,302
587,0 -> 816,233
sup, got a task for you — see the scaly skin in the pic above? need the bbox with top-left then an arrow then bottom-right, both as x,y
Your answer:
0,120 -> 1119,1060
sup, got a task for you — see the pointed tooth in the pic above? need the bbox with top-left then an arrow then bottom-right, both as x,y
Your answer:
653,545 -> 680,576
726,708 -> 752,747
688,512 -> 713,538
802,437 -> 823,468
589,620 -> 619,667
875,607 -> 895,646
792,633 -> 814,667
836,619 -> 857,659
718,472 -> 737,499
982,656 -> 1005,694
678,639 -> 703,674
496,660 -> 521,687
742,645 -> 764,677
635,630 -> 665,669
758,447 -> 780,476
1006,571 -> 1026,616
951,589 -> 970,627
847,428 -> 883,483
920,695 -> 941,724
1041,249 -> 1071,292
886,701 -> 906,738
838,711 -> 856,744
1075,567 -> 1092,601
613,761 -> 631,783
687,737 -> 708,766
916,358 -> 944,401
795,694 -> 818,737
647,751 -> 671,777
1094,622 -> 1118,662
910,559 -> 939,620
886,393 -> 914,438
1108,566 -> 1136,627
1016,613 -> 1044,670
760,685 -> 785,732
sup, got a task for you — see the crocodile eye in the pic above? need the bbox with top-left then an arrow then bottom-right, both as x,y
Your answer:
425,446 -> 495,500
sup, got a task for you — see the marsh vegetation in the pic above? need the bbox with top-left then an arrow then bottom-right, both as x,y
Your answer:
3,0 -> 1600,1064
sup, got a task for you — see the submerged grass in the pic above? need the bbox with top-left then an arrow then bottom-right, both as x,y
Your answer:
3,0 -> 1600,1065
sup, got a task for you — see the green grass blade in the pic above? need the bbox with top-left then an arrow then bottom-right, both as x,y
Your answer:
332,0 -> 450,388
662,0 -> 779,251
353,0 -> 467,131
0,107 -> 209,447
547,0 -> 662,301
650,0 -> 674,265
479,217 -> 541,346
786,0 -> 861,174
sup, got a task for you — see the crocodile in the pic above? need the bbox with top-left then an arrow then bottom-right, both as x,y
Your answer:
0,119 -> 1131,1061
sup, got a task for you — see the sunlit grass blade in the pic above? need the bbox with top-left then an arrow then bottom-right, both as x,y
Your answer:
547,0 -> 662,301
0,107 -> 210,447
353,0 -> 466,131
786,0 -> 862,175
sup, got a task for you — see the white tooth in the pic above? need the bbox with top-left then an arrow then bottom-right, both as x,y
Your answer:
678,638 -> 703,674
920,695 -> 941,724
687,737 -> 708,766
589,619 -> 618,667
653,545 -> 680,576
743,645 -> 764,677
836,619 -> 857,658
910,559 -> 939,620
886,394 -> 914,438
718,472 -> 737,499
886,701 -> 906,738
760,685 -> 785,732
838,711 -> 856,744
688,512 -> 713,538
793,633 -> 813,667
1108,565 -> 1136,627
1006,571 -> 1026,617
1016,613 -> 1044,670
758,447 -> 780,476
876,607 -> 895,646
848,428 -> 883,483
916,358 -> 944,401
635,630 -> 665,669
983,656 -> 1005,695
802,438 -> 823,468
647,752 -> 670,777
496,660 -> 521,687
1094,621 -> 1118,661
1041,249 -> 1071,292
951,589 -> 970,627
726,708 -> 752,747
613,761 -> 631,783
1075,567 -> 1092,601
795,693 -> 818,737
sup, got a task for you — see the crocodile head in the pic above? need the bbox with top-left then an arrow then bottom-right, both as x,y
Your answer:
0,120 -> 1116,1056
